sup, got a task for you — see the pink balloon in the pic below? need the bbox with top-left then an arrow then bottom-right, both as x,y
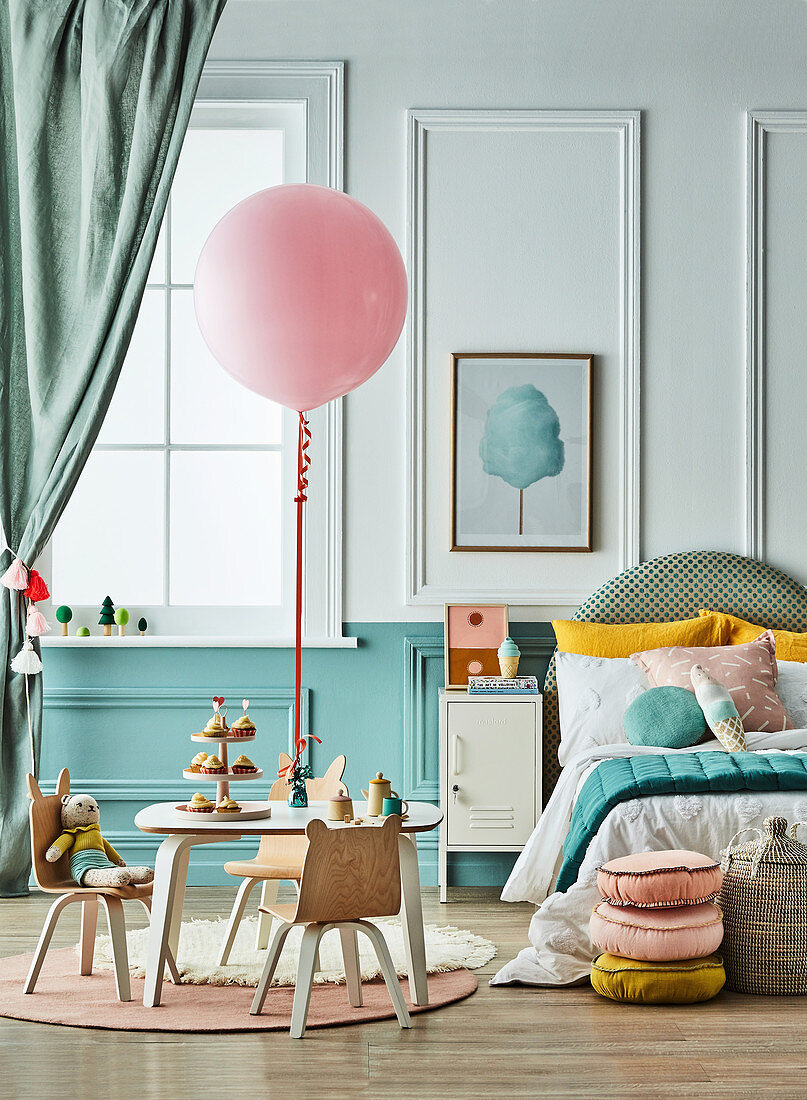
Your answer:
193,184 -> 408,412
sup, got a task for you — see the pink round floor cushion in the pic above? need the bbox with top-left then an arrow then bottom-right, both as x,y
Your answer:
598,850 -> 723,908
590,900 -> 724,961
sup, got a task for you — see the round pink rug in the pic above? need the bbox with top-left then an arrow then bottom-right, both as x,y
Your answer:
0,948 -> 477,1032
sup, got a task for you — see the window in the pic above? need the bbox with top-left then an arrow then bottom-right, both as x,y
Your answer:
44,64 -> 346,643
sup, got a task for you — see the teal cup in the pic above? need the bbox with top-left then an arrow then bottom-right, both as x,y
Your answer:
382,796 -> 409,817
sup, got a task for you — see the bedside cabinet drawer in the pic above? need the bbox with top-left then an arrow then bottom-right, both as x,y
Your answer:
445,700 -> 537,848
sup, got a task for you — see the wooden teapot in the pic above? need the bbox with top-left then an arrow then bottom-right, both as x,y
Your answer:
362,772 -> 400,817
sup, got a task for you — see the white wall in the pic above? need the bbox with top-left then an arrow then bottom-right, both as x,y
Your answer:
209,0 -> 807,622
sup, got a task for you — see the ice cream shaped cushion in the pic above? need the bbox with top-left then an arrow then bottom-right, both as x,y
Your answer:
690,663 -> 747,751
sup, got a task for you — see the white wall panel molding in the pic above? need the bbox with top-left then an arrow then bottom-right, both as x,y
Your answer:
405,109 -> 640,606
746,112 -> 807,563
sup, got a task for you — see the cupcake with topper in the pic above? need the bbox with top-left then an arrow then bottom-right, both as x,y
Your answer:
201,696 -> 229,737
230,699 -> 256,738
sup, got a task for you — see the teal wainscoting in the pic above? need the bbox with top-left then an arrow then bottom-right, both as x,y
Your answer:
40,622 -> 555,888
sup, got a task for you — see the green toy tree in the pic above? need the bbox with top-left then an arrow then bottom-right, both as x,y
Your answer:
138,617 -> 148,636
76,626 -> 90,637
114,607 -> 130,637
99,596 -> 115,636
55,605 -> 73,636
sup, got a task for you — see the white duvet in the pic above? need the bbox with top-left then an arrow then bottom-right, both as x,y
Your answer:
490,731 -> 807,986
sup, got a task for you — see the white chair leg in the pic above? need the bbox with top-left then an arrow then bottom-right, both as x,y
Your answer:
290,924 -> 325,1039
140,896 -> 181,984
219,877 -> 261,965
99,895 -> 131,1002
24,894 -> 75,994
339,926 -> 363,1007
256,879 -> 280,951
250,921 -> 292,1016
79,896 -> 98,975
398,832 -> 428,1005
357,920 -> 412,1029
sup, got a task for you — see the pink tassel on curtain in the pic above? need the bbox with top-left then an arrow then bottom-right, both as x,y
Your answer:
26,605 -> 51,637
1,557 -> 28,590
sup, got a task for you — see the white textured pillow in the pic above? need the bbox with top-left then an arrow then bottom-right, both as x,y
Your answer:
775,661 -> 807,729
556,651 -> 651,765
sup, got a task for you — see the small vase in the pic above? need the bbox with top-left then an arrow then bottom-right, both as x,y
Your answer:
288,768 -> 308,808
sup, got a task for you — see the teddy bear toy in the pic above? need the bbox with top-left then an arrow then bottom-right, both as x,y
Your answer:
46,792 -> 154,888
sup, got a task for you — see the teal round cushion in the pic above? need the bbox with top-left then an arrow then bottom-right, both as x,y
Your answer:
624,686 -> 706,748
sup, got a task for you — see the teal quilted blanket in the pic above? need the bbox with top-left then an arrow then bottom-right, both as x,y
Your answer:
555,751 -> 807,893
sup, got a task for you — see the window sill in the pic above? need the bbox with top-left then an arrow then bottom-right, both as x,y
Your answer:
40,635 -> 359,650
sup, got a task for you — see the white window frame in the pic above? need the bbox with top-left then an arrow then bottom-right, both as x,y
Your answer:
41,61 -> 351,648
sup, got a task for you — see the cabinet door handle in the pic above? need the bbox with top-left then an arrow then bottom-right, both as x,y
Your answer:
452,734 -> 461,776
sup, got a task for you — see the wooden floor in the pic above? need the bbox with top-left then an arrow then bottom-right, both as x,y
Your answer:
1,887 -> 806,1099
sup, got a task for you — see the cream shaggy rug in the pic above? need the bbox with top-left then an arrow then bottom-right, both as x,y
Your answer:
87,915 -> 496,987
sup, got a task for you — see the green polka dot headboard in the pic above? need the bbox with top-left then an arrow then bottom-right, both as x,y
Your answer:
542,551 -> 807,804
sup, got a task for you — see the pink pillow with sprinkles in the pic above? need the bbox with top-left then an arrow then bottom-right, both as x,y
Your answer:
631,630 -> 792,733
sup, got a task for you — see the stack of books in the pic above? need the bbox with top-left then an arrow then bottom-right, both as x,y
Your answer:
467,675 -> 540,696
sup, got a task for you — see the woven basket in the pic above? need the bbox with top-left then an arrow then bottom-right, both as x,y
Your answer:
718,817 -> 807,995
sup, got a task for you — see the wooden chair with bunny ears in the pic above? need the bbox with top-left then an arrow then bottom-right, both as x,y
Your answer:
250,814 -> 411,1038
217,753 -> 347,966
25,769 -> 179,1000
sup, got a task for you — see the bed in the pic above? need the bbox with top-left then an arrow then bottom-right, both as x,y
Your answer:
491,550 -> 807,987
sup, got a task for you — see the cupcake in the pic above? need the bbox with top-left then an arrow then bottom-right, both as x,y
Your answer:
187,792 -> 214,813
216,797 -> 242,814
201,713 -> 228,737
200,696 -> 229,736
231,754 -> 258,774
230,715 -> 256,738
187,751 -> 208,773
200,754 -> 226,774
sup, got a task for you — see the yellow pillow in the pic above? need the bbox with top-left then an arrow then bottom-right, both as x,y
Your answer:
552,613 -> 727,659
591,953 -> 725,1005
698,609 -> 807,663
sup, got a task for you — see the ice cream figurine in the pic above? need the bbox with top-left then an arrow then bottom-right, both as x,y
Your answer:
690,664 -> 747,752
498,636 -> 521,679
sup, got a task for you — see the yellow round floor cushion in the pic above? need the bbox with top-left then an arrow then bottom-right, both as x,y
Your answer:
591,953 -> 726,1005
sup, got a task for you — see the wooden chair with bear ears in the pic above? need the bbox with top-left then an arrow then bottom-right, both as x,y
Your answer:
25,768 -> 179,1001
217,753 -> 347,966
250,814 -> 411,1038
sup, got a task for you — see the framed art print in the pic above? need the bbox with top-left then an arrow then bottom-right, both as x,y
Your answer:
450,353 -> 592,552
444,603 -> 509,690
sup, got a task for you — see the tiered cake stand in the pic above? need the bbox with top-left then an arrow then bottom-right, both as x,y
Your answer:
177,730 -> 272,821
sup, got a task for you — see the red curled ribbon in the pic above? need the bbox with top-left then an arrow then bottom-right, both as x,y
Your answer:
279,734 -> 322,779
294,413 -> 311,504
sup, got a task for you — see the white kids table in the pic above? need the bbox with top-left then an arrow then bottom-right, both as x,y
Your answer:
134,800 -> 443,1008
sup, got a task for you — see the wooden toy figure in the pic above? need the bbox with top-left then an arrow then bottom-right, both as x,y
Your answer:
55,605 -> 73,636
99,596 -> 115,636
46,792 -> 154,887
114,608 -> 129,636
138,617 -> 148,636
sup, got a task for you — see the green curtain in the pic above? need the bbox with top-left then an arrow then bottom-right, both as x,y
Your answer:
0,0 -> 226,896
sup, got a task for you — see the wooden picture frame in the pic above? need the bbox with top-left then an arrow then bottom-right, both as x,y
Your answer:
444,603 -> 509,690
450,352 -> 593,552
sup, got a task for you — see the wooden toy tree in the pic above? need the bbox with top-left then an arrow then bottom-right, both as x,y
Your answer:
98,596 -> 115,636
55,605 -> 73,636
114,608 -> 129,636
138,617 -> 148,636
